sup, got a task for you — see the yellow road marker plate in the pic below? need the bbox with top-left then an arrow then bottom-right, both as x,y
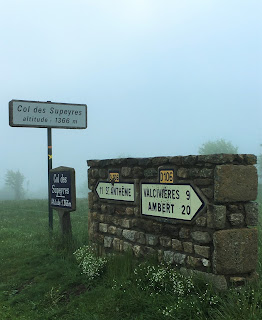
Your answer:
159,169 -> 174,184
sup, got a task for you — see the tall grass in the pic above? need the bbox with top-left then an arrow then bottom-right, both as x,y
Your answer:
0,197 -> 262,320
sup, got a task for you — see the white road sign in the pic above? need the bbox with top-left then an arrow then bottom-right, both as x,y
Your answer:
141,183 -> 204,221
96,182 -> 135,202
9,100 -> 87,129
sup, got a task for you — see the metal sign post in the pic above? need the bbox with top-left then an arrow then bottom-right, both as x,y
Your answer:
47,128 -> 53,230
9,100 -> 87,232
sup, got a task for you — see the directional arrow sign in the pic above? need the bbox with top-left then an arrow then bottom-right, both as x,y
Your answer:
141,183 -> 205,221
96,182 -> 135,202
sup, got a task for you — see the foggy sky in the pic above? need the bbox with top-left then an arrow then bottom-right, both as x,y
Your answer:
0,0 -> 261,197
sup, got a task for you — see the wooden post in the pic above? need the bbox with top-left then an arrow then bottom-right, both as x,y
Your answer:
58,210 -> 72,236
49,166 -> 76,239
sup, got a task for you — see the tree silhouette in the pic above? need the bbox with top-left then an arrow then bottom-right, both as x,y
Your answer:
5,170 -> 25,200
198,139 -> 238,155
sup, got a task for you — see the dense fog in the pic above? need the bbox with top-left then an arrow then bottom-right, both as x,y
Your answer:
0,1 -> 261,199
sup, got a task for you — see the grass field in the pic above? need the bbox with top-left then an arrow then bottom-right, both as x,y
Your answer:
0,197 -> 262,320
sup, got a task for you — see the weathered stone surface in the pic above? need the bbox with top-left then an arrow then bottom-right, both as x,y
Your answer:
92,203 -> 101,211
104,236 -> 113,248
162,224 -> 179,237
100,204 -> 107,213
182,155 -> 197,165
99,169 -> 107,179
108,225 -> 117,235
88,192 -> 94,210
114,238 -> 124,251
132,167 -> 144,178
112,216 -> 119,225
179,227 -> 190,239
193,168 -> 213,178
244,154 -> 257,165
228,204 -> 243,213
200,187 -> 213,199
99,223 -> 108,233
126,158 -> 139,166
202,259 -> 211,267
213,205 -> 226,229
125,207 -> 134,216
115,208 -> 125,215
207,206 -> 214,228
93,233 -> 104,244
228,213 -> 244,226
87,159 -> 100,167
178,167 -> 213,179
197,154 -> 235,164
229,277 -> 245,285
191,231 -> 212,244
90,211 -> 98,220
104,214 -> 113,224
180,267 -> 228,291
213,228 -> 258,274
135,220 -> 162,234
120,219 -> 133,229
245,202 -> 258,226
177,168 -> 189,179
97,214 -> 105,223
88,221 -> 98,241
90,168 -> 99,178
144,246 -> 156,256
174,253 -> 186,265
158,250 -> 163,263
122,229 -> 137,242
146,234 -> 159,246
172,239 -> 183,251
123,241 -> 132,252
121,167 -> 132,177
214,165 -> 257,202
88,154 -> 258,289
133,245 -> 143,257
194,179 -> 213,186
88,178 -> 96,191
160,236 -> 171,247
138,158 -> 152,167
163,251 -> 174,264
169,156 -> 182,165
194,245 -> 210,258
137,232 -> 146,245
195,216 -> 207,227
187,256 -> 202,267
116,228 -> 123,237
152,157 -> 169,165
183,242 -> 193,253
144,168 -> 158,178
112,238 -> 121,251
134,207 -> 140,216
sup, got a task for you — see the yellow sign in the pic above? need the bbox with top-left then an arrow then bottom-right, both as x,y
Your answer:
159,169 -> 174,184
109,172 -> 119,183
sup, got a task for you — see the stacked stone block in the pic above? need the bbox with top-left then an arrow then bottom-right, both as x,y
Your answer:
87,154 -> 258,290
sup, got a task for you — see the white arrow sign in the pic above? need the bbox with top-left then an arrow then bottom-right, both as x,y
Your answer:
141,183 -> 204,221
96,182 -> 135,202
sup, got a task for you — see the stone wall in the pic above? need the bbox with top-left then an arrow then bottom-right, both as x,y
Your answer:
87,154 -> 259,290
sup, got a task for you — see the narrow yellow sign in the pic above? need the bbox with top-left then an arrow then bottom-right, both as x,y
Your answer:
159,169 -> 174,184
109,172 -> 119,183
